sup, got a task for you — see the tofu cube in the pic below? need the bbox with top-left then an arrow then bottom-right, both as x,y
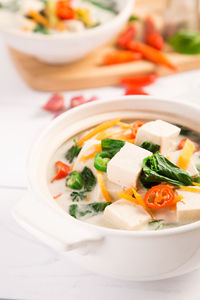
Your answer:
168,150 -> 198,177
107,142 -> 152,188
73,139 -> 100,174
104,199 -> 151,230
177,189 -> 200,223
135,120 -> 180,155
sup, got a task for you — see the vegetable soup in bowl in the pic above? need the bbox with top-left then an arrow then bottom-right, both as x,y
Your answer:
13,96 -> 200,281
0,0 -> 133,63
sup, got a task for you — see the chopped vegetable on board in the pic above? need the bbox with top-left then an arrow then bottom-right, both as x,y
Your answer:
169,30 -> 200,55
144,16 -> 164,50
43,93 -> 65,112
103,50 -> 142,65
117,24 -> 136,49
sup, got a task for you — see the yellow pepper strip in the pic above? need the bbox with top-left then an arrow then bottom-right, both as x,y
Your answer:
76,8 -> 93,27
28,10 -> 49,27
180,186 -> 200,193
80,144 -> 102,161
119,192 -> 138,205
177,139 -> 195,170
96,129 -> 123,141
193,182 -> 200,188
97,171 -> 112,203
118,122 -> 131,129
77,118 -> 120,146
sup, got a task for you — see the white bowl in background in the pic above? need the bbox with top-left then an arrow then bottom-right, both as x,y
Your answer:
0,0 -> 133,64
13,96 -> 200,281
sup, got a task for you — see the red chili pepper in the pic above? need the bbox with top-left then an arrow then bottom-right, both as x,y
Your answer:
124,86 -> 149,96
69,95 -> 87,108
131,121 -> 146,139
121,73 -> 158,87
178,138 -> 187,150
144,185 -> 175,210
103,50 -> 142,66
144,16 -> 164,50
43,94 -> 65,112
117,24 -> 136,49
51,161 -> 70,183
127,40 -> 177,71
56,1 -> 75,20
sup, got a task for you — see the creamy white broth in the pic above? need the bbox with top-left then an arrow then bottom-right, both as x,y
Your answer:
0,0 -> 117,34
47,119 -> 200,231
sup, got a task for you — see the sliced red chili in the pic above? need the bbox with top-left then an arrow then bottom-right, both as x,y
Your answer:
124,86 -> 149,96
178,138 -> 187,150
131,121 -> 146,139
43,94 -> 65,112
51,161 -> 70,183
144,185 -> 175,210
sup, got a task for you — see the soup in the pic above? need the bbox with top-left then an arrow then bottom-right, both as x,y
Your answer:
0,0 -> 117,34
48,118 -> 200,231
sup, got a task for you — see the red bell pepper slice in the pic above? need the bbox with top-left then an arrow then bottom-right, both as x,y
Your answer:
124,86 -> 149,96
121,73 -> 158,87
51,161 -> 70,183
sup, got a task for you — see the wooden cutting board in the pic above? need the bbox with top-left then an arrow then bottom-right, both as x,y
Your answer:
8,0 -> 200,92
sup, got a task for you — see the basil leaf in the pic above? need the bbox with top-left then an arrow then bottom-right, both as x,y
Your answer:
65,140 -> 81,163
69,202 -> 111,218
101,138 -> 125,158
81,167 -> 97,192
141,141 -> 160,153
140,152 -> 193,188
169,30 -> 200,55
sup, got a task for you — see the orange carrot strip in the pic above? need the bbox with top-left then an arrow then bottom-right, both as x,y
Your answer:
77,118 -> 121,146
97,171 -> 112,202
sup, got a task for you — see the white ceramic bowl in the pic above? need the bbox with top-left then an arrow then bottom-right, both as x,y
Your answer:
13,96 -> 200,281
0,0 -> 133,64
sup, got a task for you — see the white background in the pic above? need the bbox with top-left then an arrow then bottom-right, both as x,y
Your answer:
1,36 -> 200,299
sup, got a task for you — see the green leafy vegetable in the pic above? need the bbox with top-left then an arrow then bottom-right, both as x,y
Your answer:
148,219 -> 166,230
65,140 -> 82,163
193,176 -> 200,183
70,191 -> 87,202
128,15 -> 139,22
81,167 -> 97,191
83,0 -> 117,14
140,152 -> 193,188
69,202 -> 111,218
101,138 -> 125,158
33,24 -> 49,34
141,141 -> 160,153
169,30 -> 200,55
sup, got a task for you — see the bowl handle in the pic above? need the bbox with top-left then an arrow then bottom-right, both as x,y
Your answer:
12,192 -> 104,252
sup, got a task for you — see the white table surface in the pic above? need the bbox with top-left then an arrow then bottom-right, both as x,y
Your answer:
1,36 -> 200,300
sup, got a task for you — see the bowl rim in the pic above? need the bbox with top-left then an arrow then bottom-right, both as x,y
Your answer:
0,0 -> 133,41
27,95 -> 200,238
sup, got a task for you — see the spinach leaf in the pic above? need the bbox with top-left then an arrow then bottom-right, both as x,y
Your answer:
65,140 -> 81,163
140,152 -> 193,188
69,202 -> 111,218
141,141 -> 160,153
33,24 -> 49,34
101,138 -> 125,158
83,0 -> 117,14
169,30 -> 200,55
70,191 -> 87,202
81,167 -> 97,192
69,204 -> 78,218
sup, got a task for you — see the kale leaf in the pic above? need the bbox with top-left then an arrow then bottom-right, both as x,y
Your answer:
140,152 -> 193,188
